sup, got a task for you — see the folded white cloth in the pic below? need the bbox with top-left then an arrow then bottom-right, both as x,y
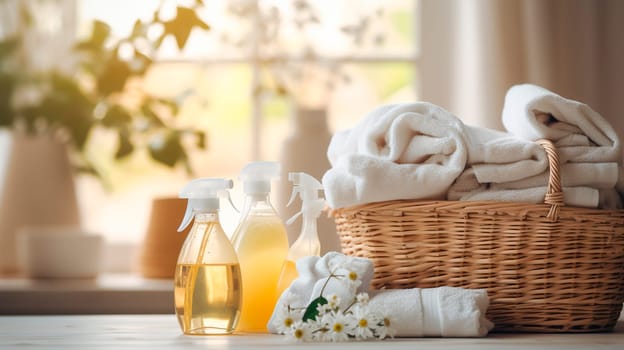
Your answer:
448,163 -> 621,208
323,103 -> 468,209
323,86 -> 622,209
267,252 -> 374,333
323,103 -> 552,209
268,252 -> 494,338
368,287 -> 494,337
456,83 -> 624,208
502,84 -> 621,164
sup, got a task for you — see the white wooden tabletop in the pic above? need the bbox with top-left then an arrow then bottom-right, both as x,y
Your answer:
0,315 -> 622,350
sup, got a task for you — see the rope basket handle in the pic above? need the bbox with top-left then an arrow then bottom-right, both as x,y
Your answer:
536,139 -> 563,221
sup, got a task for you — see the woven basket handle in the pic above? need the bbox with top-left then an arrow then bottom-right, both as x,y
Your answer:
536,139 -> 563,221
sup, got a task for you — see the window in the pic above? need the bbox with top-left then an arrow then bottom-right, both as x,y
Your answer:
74,1 -> 420,255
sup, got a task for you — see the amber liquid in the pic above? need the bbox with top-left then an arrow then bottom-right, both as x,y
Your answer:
174,263 -> 242,335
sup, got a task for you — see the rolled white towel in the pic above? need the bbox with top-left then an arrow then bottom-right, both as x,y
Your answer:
502,84 -> 621,164
323,102 -> 468,209
368,287 -> 493,337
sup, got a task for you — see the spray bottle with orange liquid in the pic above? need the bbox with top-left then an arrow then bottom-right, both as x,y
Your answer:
231,161 -> 289,332
276,172 -> 324,298
174,178 -> 242,335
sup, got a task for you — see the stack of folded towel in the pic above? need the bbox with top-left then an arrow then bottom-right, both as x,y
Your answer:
267,252 -> 494,337
323,84 -> 623,209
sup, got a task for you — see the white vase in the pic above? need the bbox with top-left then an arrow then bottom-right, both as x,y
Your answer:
0,132 -> 80,274
277,107 -> 341,254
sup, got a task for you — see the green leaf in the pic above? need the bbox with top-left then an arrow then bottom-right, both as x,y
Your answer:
74,20 -> 111,52
102,104 -> 132,128
162,6 -> 210,49
156,98 -> 179,116
0,37 -> 19,58
115,130 -> 134,159
141,103 -> 165,127
194,130 -> 206,149
148,131 -> 185,167
97,56 -> 132,95
302,296 -> 327,322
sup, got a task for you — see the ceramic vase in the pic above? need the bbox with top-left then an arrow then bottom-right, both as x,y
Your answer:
0,132 -> 80,274
277,106 -> 341,253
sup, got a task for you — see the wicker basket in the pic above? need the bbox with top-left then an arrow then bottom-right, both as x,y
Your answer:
332,139 -> 624,332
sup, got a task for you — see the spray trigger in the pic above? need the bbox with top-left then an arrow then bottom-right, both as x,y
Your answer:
286,187 -> 301,207
286,210 -> 303,225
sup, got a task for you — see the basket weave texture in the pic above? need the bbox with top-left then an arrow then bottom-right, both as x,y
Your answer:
332,139 -> 624,332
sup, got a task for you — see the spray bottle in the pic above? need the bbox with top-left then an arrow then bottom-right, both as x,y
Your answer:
231,161 -> 289,332
174,178 -> 241,335
276,172 -> 324,297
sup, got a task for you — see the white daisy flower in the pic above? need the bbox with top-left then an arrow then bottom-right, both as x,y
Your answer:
355,292 -> 370,305
274,305 -> 303,334
287,321 -> 312,342
328,294 -> 342,310
352,306 -> 376,340
328,312 -> 354,342
375,314 -> 397,339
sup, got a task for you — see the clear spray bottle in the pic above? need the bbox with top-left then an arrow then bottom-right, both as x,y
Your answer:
276,172 -> 324,297
231,161 -> 289,332
174,178 -> 241,335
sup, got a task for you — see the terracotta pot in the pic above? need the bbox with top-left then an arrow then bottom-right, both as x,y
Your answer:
0,132 -> 80,274
138,197 -> 190,278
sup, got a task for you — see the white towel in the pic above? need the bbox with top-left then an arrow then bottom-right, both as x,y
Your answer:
368,287 -> 493,337
323,103 -> 550,209
323,103 -> 468,209
268,252 -> 494,338
267,252 -> 374,333
502,84 -> 621,164
463,83 -> 624,208
448,163 -> 620,208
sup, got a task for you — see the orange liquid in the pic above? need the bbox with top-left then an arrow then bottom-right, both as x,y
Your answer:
233,216 -> 288,332
276,259 -> 298,299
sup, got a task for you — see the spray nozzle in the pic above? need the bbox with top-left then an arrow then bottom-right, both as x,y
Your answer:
239,161 -> 281,194
286,172 -> 324,206
177,178 -> 235,232
286,172 -> 325,225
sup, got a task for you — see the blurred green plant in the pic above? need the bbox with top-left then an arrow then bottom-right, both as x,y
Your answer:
0,0 -> 209,179
221,0 -> 385,106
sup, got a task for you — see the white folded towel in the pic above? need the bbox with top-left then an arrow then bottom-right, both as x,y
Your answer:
323,86 -> 622,209
456,83 -> 624,208
368,287 -> 493,337
268,252 -> 493,338
267,252 -> 374,333
448,163 -> 621,208
322,103 -> 549,209
502,84 -> 621,164
323,103 -> 468,209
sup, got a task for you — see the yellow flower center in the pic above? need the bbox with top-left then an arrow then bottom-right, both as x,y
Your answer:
294,329 -> 304,339
284,318 -> 293,327
384,318 -> 391,327
333,323 -> 344,332
358,319 -> 368,328
349,271 -> 358,281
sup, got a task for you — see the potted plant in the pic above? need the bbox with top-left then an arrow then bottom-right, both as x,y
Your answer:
0,0 -> 210,273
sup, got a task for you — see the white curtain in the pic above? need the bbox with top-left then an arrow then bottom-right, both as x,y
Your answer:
420,0 -> 624,135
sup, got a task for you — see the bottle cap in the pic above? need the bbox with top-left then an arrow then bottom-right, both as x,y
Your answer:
239,161 -> 280,194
